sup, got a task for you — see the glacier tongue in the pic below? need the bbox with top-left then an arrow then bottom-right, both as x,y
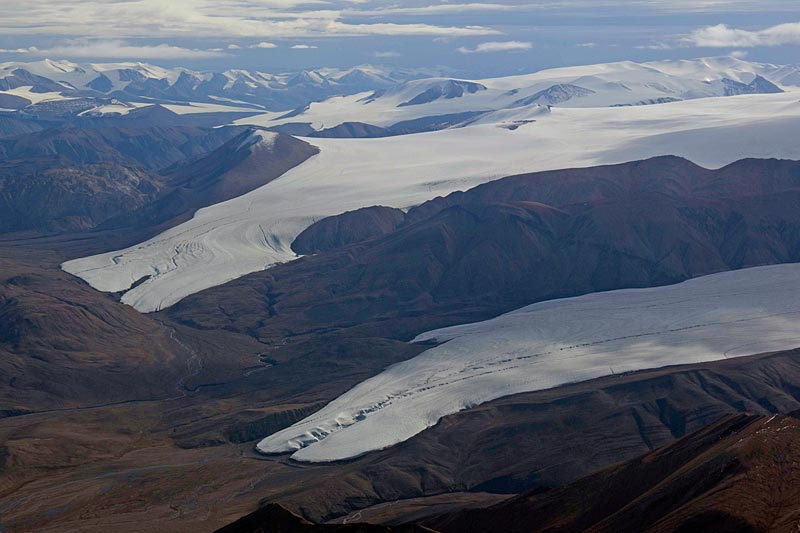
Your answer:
258,263 -> 800,462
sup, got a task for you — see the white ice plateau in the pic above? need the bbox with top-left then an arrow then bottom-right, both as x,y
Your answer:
258,263 -> 800,462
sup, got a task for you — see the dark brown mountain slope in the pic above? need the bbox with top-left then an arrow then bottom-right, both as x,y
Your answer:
218,504 -> 437,533
0,128 -> 316,236
217,411 -> 800,533
0,125 -> 241,234
0,246 -> 187,412
0,126 -> 242,170
0,240 -> 266,414
0,161 -> 163,233
104,130 -> 318,233
292,206 -> 406,255
427,412 -> 800,533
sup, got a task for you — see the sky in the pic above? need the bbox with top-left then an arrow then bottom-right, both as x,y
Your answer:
0,0 -> 798,76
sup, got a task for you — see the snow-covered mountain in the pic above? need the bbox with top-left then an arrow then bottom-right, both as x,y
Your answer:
0,59 -> 436,113
251,56 -> 798,134
2,56 -> 797,125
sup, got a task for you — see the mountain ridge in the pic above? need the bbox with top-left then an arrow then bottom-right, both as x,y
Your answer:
0,59 -> 440,112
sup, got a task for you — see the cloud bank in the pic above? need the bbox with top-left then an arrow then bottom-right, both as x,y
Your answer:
457,41 -> 533,54
686,22 -> 800,48
0,40 -> 226,59
0,0 -> 500,40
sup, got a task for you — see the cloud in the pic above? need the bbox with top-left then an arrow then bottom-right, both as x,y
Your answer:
0,0 -> 500,40
323,21 -> 498,37
1,40 -> 226,59
291,44 -> 318,49
372,51 -> 401,58
636,42 -> 674,50
252,42 -> 278,49
457,41 -> 532,54
343,1 -> 784,17
685,22 -> 800,47
344,3 -> 533,16
0,46 -> 39,54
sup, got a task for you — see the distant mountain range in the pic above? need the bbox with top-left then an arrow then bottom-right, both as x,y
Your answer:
0,59 -> 440,113
1,57 -> 798,133
258,56 -> 800,136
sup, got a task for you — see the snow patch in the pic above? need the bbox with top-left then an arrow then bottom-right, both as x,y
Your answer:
237,130 -> 278,151
161,102 -> 262,115
78,101 -> 149,117
0,86 -> 73,104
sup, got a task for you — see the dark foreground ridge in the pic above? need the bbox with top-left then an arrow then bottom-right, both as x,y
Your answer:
222,412 -> 800,533
218,503 -> 438,533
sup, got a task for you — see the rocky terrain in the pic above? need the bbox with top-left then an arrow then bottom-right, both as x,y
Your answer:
0,126 -> 239,168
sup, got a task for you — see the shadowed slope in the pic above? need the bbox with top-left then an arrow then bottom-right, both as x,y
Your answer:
427,412 -> 800,533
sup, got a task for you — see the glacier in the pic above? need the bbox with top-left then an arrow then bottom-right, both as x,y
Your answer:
63,88 -> 800,312
257,263 -> 800,462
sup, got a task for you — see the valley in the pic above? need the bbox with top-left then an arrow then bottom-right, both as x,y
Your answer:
65,90 -> 800,312
2,54 -> 800,532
